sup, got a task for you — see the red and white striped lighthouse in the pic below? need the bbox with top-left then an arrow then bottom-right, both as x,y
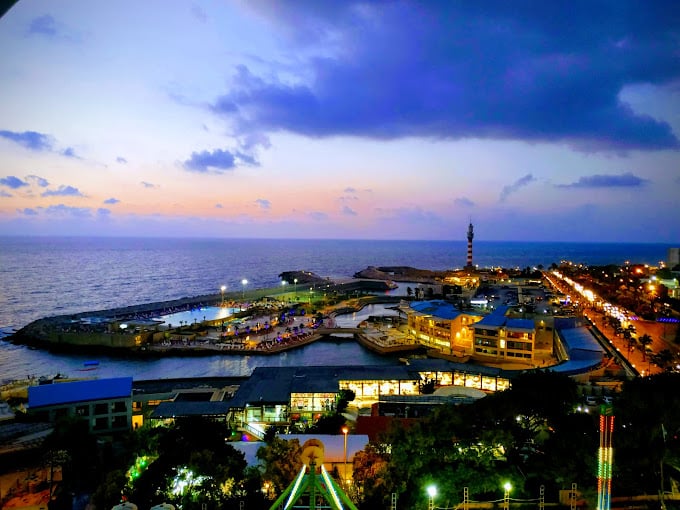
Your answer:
466,222 -> 474,267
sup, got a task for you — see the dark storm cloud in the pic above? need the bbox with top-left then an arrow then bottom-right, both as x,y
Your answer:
41,185 -> 85,197
557,172 -> 649,188
0,176 -> 29,189
219,1 -> 679,151
0,130 -> 52,151
499,174 -> 536,202
184,148 -> 237,172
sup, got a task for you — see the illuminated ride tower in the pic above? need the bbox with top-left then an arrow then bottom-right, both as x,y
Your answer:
597,404 -> 614,510
466,222 -> 474,268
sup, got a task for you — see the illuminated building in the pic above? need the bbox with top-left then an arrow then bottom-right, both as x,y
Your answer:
404,300 -> 482,355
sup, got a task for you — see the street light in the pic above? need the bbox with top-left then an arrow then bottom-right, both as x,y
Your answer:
427,485 -> 437,510
342,426 -> 349,486
241,279 -> 248,299
294,278 -> 298,299
220,285 -> 226,307
503,482 -> 512,510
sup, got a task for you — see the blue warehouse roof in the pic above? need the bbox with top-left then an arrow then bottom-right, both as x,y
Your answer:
29,377 -> 133,408
557,327 -> 604,360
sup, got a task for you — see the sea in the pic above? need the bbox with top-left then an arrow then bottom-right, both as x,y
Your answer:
0,236 -> 673,382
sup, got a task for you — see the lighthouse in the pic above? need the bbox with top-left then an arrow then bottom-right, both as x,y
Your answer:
466,222 -> 474,268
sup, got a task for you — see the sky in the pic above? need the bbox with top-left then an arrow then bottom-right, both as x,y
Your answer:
0,1 -> 678,243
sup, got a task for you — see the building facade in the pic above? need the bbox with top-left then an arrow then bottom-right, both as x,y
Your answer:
404,300 -> 483,355
472,306 -> 536,362
28,377 -> 133,435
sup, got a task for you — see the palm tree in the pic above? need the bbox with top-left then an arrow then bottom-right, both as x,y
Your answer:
638,333 -> 653,361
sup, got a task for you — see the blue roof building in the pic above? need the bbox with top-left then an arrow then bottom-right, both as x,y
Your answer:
28,377 -> 133,434
472,306 -> 537,364
404,300 -> 483,356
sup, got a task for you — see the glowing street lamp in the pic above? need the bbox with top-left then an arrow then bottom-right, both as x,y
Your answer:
427,485 -> 437,510
342,425 -> 349,486
220,285 -> 226,307
294,278 -> 298,299
503,482 -> 512,510
241,279 -> 248,299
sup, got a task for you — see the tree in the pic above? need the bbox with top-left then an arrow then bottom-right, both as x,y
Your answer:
352,444 -> 389,508
614,373 -> 680,494
42,415 -> 99,492
256,436 -> 303,494
130,417 -> 248,508
639,333 -> 653,361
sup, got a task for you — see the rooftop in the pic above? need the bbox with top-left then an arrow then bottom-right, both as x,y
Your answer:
29,377 -> 133,408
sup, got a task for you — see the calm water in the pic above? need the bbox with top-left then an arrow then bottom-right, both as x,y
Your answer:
0,236 -> 672,381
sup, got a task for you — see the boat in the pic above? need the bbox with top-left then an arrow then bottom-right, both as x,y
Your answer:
79,360 -> 100,371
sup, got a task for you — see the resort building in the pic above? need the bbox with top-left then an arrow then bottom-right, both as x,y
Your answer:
472,306 -> 536,362
150,363 -> 513,437
28,377 -> 133,435
403,300 -> 483,355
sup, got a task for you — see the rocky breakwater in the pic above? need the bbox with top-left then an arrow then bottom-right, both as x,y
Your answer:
7,292 -> 223,353
354,266 -> 450,283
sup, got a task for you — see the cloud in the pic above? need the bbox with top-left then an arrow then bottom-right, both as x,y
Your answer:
191,4 -> 207,23
17,208 -> 38,216
255,198 -> 271,210
116,157 -> 127,164
556,172 -> 649,188
61,147 -> 78,158
26,14 -> 81,42
0,130 -> 52,151
41,185 -> 85,197
309,211 -> 328,221
342,205 -> 357,216
0,190 -> 11,197
97,208 -> 111,216
43,204 -> 91,217
215,203 -> 223,209
26,175 -> 49,187
454,197 -> 475,207
216,3 -> 680,151
141,181 -> 157,188
27,15 -> 57,37
104,197 -> 120,204
184,148 -> 237,172
344,187 -> 357,193
499,174 -> 536,202
0,176 -> 29,189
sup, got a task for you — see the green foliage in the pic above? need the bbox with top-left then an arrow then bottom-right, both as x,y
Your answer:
337,388 -> 356,413
128,417 -> 248,508
92,469 -> 128,510
256,436 -> 303,493
308,413 -> 347,434
613,373 -> 680,493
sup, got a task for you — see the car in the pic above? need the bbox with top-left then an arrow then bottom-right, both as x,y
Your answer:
585,396 -> 599,406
